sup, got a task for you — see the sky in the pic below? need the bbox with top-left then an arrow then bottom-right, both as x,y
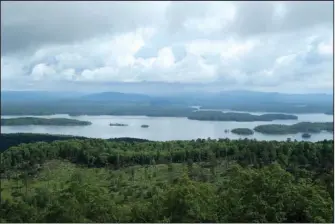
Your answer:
1,1 -> 334,94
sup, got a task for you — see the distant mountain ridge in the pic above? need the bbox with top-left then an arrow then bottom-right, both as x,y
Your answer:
1,90 -> 333,115
80,91 -> 152,102
2,90 -> 332,103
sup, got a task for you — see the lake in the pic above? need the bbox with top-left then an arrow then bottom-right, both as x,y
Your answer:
1,113 -> 333,142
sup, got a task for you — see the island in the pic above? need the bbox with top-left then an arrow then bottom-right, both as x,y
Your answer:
109,123 -> 128,127
302,133 -> 311,138
68,113 -> 81,117
187,111 -> 298,122
231,128 -> 254,135
141,124 -> 149,128
253,122 -> 333,135
1,117 -> 92,126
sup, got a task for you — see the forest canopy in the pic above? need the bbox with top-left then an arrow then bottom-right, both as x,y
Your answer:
0,134 -> 333,223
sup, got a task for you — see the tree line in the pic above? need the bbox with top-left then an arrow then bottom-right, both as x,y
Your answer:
2,137 -> 332,170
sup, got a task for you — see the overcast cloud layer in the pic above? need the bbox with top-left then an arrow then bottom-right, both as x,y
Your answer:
1,1 -> 334,93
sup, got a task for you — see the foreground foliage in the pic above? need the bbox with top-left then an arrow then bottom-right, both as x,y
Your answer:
0,135 -> 333,223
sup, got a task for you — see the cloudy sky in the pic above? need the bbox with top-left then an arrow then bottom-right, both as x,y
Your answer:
1,1 -> 333,93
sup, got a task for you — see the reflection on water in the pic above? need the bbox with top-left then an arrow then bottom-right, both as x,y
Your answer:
1,113 -> 333,142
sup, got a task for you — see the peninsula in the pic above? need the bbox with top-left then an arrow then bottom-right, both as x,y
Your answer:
187,111 -> 298,122
1,117 -> 92,126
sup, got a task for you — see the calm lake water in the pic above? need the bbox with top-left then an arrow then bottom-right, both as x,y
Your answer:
1,113 -> 333,142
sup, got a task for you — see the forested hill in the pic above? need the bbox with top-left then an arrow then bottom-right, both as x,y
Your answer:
1,134 -> 333,222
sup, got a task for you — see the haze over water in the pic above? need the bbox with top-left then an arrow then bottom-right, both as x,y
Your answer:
2,112 -> 333,142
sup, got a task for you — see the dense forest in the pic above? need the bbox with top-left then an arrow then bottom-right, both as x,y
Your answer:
0,133 -> 333,222
1,117 -> 92,126
188,111 -> 298,122
254,122 -> 334,134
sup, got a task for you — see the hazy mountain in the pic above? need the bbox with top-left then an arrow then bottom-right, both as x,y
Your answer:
2,90 -> 332,107
79,92 -> 152,102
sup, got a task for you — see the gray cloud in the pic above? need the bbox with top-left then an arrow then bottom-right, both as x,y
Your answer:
227,1 -> 333,36
1,1 -> 168,55
1,1 -> 333,93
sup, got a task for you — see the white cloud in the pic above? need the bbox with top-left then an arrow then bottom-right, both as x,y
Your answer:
1,1 -> 333,93
317,38 -> 333,56
31,63 -> 56,81
182,2 -> 236,34
185,39 -> 257,60
154,47 -> 175,69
